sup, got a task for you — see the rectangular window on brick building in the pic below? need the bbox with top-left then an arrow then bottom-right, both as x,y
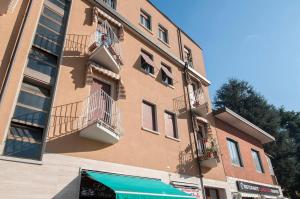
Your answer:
158,25 -> 168,44
141,50 -> 155,75
252,149 -> 264,173
142,101 -> 157,131
227,138 -> 243,167
164,111 -> 178,139
140,10 -> 151,30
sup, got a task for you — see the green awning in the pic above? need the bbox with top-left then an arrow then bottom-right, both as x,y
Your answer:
85,171 -> 196,199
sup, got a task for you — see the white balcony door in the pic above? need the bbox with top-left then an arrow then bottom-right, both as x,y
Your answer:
90,79 -> 112,125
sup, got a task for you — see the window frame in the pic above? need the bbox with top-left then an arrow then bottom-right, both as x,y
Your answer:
142,100 -> 158,132
158,24 -> 169,44
161,63 -> 173,86
251,149 -> 265,173
141,50 -> 155,75
164,110 -> 178,139
140,9 -> 152,31
227,138 -> 244,167
183,46 -> 193,68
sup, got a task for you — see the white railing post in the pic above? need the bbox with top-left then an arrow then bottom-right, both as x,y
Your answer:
79,89 -> 122,135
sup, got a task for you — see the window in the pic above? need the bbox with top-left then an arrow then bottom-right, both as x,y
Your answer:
251,150 -> 264,173
164,111 -> 178,139
158,25 -> 168,43
141,50 -> 155,75
4,123 -> 44,160
142,101 -> 157,131
266,155 -> 275,175
184,46 -> 193,68
161,64 -> 173,86
227,139 -> 243,167
140,10 -> 151,30
102,0 -> 116,9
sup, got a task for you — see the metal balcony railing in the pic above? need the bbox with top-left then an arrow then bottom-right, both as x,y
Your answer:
80,89 -> 122,136
190,88 -> 207,108
197,137 -> 218,161
89,20 -> 123,65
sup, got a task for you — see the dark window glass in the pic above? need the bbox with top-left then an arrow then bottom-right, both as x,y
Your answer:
34,34 -> 62,55
48,0 -> 67,10
18,91 -> 51,111
27,56 -> 57,77
21,81 -> 50,97
29,47 -> 57,66
13,106 -> 48,127
102,0 -> 116,9
43,6 -> 64,24
4,124 -> 43,160
36,25 -> 63,44
40,15 -> 64,34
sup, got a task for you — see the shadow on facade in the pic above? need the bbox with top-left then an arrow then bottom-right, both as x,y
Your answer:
52,175 -> 81,199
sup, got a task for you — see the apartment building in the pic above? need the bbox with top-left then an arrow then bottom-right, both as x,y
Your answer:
214,108 -> 284,199
0,0 -> 231,198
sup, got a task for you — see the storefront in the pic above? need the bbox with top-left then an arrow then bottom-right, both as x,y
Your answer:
230,180 -> 282,199
79,170 -> 198,199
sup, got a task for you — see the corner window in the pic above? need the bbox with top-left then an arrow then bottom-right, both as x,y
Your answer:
227,138 -> 243,167
164,111 -> 178,139
251,149 -> 264,173
142,101 -> 157,132
140,10 -> 151,30
161,64 -> 173,86
141,50 -> 155,75
158,25 -> 168,43
184,46 -> 193,68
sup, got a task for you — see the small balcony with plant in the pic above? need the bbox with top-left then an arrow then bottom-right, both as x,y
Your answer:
197,135 -> 219,168
88,20 -> 123,73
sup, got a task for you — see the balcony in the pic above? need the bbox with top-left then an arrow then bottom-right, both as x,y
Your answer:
0,0 -> 18,15
88,20 -> 123,74
190,88 -> 209,117
197,136 -> 219,168
79,89 -> 122,144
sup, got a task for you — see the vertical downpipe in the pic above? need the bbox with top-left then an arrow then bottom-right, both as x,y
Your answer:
177,27 -> 206,199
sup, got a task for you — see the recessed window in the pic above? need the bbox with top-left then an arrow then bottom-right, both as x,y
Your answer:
227,138 -> 243,167
265,155 -> 275,175
140,10 -> 151,30
161,64 -> 173,86
164,111 -> 178,139
158,25 -> 168,43
102,0 -> 117,9
142,101 -> 157,132
141,50 -> 155,75
252,149 -> 264,173
184,46 -> 193,68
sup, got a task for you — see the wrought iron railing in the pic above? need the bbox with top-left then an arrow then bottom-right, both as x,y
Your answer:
89,20 -> 123,65
197,136 -> 218,161
80,89 -> 122,136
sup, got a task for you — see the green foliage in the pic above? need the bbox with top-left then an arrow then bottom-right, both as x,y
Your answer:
214,78 -> 300,198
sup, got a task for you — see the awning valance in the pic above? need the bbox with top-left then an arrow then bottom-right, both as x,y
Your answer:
161,65 -> 173,79
141,52 -> 155,67
85,171 -> 196,199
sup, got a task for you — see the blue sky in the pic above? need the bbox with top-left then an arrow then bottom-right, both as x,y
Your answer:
150,0 -> 300,111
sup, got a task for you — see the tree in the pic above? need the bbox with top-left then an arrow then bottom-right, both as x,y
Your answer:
214,78 -> 299,198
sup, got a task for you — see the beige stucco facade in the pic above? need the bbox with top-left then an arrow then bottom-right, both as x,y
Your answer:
1,0 -> 280,199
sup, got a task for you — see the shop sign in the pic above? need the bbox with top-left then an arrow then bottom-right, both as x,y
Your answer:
236,181 -> 280,196
177,187 -> 201,199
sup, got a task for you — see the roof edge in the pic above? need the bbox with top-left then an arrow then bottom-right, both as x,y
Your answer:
213,107 -> 275,143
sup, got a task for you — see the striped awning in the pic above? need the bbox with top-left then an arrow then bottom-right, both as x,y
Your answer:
196,116 -> 208,124
141,52 -> 155,67
161,65 -> 173,79
93,7 -> 122,28
86,62 -> 126,99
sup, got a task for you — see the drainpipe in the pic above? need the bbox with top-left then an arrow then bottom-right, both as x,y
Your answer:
183,64 -> 206,199
0,0 -> 33,104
